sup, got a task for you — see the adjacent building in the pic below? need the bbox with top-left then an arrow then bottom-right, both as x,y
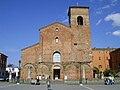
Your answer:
21,6 -> 93,81
0,53 -> 7,79
92,48 -> 115,73
109,48 -> 120,72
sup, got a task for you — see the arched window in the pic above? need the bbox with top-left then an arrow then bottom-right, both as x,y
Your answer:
77,16 -> 83,25
53,51 -> 61,62
55,37 -> 59,43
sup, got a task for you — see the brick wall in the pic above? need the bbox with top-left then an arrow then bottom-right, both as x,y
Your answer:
21,6 -> 93,81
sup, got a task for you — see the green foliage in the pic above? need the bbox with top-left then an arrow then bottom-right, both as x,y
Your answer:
7,63 -> 14,67
93,67 -> 100,74
103,68 -> 117,77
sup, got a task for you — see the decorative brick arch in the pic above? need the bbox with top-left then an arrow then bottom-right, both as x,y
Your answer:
22,63 -> 35,80
83,64 -> 93,80
51,64 -> 63,70
51,64 -> 64,80
65,65 -> 77,80
37,64 -> 49,79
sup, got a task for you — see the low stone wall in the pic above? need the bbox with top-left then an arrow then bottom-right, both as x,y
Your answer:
64,78 -> 120,85
20,79 -> 46,84
114,78 -> 120,84
17,78 -> 120,85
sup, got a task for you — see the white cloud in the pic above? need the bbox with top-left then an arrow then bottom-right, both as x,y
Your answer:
111,0 -> 118,6
95,9 -> 102,15
106,32 -> 111,35
102,5 -> 110,9
104,13 -> 120,27
112,30 -> 120,36
62,18 -> 68,23
95,0 -> 118,15
101,0 -> 117,10
2,48 -> 19,53
96,19 -> 102,25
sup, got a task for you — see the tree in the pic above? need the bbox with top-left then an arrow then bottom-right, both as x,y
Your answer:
93,67 -> 100,74
93,67 -> 100,78
103,68 -> 116,77
7,63 -> 14,67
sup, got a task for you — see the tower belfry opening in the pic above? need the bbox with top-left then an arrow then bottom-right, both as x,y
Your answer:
77,16 -> 83,25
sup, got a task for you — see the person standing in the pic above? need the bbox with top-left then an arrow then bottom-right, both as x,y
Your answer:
108,76 -> 112,85
36,75 -> 40,85
39,75 -> 41,81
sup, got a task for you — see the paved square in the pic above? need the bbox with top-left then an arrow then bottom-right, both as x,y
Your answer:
0,82 -> 120,90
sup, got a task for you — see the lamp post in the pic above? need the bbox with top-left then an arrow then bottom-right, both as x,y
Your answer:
18,60 -> 21,84
79,62 -> 82,85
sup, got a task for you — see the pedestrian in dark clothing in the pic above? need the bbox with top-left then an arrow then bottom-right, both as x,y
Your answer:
46,76 -> 51,89
36,75 -> 40,85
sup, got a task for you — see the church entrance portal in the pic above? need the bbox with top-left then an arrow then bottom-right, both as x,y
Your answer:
53,69 -> 60,80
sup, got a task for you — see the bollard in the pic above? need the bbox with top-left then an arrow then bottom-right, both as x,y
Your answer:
85,78 -> 87,84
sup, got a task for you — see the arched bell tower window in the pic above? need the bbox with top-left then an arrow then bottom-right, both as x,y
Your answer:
77,16 -> 83,25
53,51 -> 61,62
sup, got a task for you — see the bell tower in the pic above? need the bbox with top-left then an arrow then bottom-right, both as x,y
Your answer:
68,6 -> 93,80
68,6 -> 90,28
68,6 -> 92,62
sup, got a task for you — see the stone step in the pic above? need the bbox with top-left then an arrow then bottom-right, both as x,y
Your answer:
51,80 -> 64,84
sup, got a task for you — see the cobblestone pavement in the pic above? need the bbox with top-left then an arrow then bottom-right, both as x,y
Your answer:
0,82 -> 120,90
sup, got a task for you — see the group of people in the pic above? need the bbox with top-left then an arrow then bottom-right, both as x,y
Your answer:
104,76 -> 114,85
35,75 -> 41,85
35,75 -> 51,89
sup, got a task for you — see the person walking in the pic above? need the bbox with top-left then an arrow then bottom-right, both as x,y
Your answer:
46,76 -> 51,90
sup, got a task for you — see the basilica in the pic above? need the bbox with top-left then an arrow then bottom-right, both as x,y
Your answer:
21,6 -> 93,81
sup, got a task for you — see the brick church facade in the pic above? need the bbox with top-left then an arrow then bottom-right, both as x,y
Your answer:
21,6 -> 93,81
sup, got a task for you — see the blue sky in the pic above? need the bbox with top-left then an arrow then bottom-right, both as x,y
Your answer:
0,0 -> 120,66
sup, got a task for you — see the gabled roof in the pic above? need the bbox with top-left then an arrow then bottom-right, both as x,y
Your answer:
0,53 -> 8,57
22,43 -> 39,51
39,22 -> 70,31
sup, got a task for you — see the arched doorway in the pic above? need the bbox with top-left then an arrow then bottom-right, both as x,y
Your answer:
53,65 -> 60,80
